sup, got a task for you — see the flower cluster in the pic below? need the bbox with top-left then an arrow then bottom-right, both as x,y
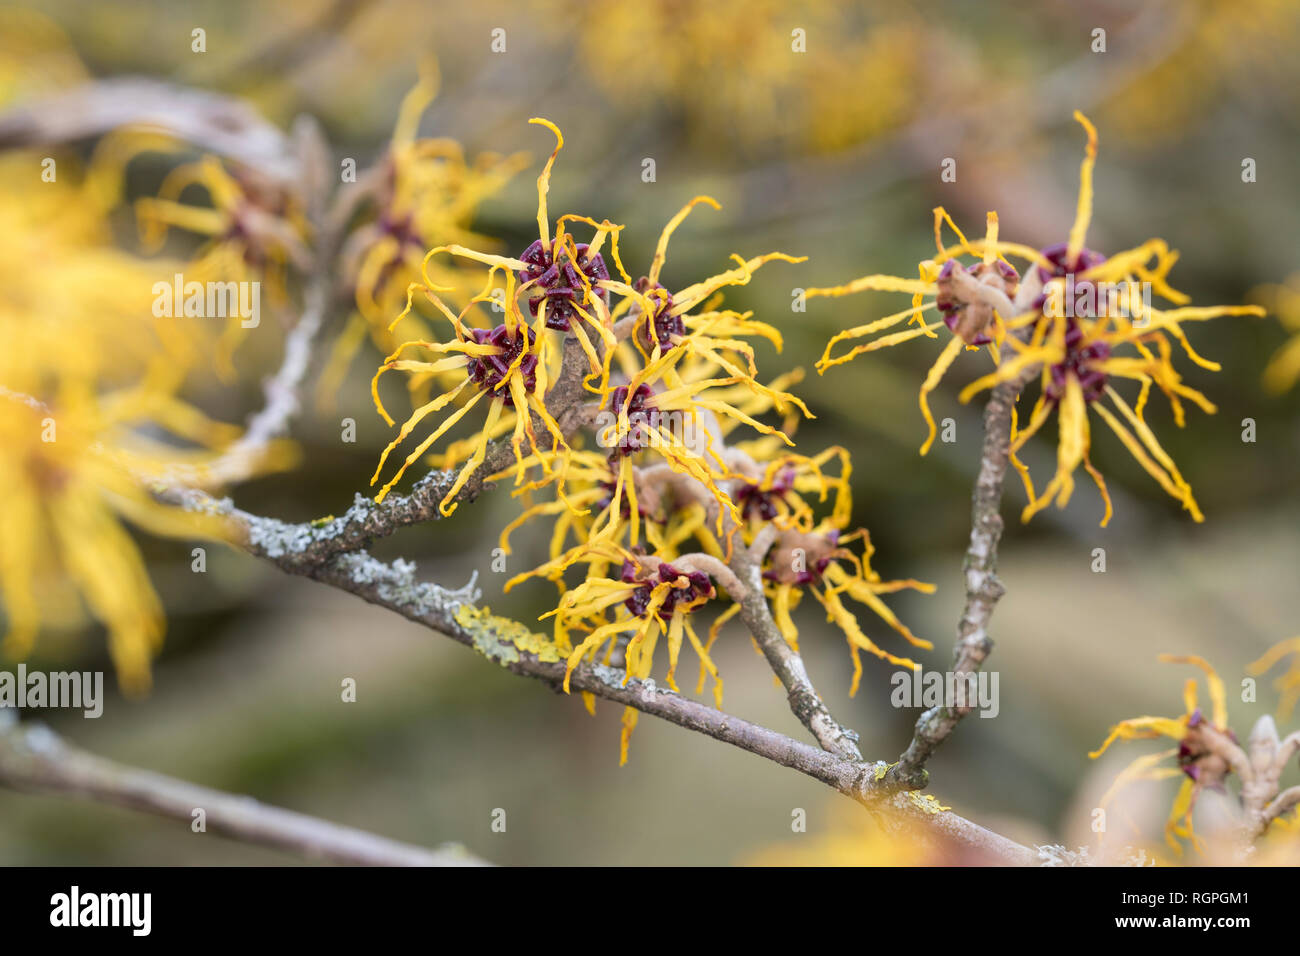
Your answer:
0,20 -> 336,691
1089,654 -> 1235,854
807,112 -> 1265,526
322,64 -> 528,406
116,136 -> 312,377
369,119 -> 934,760
1090,650 -> 1300,858
0,133 -> 293,689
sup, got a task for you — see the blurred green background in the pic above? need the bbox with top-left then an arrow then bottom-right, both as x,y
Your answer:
1,0 -> 1297,864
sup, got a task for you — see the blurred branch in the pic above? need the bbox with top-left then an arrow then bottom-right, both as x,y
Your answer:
1263,787 -> 1300,829
0,718 -> 487,866
0,78 -> 300,183
192,117 -> 341,488
1243,716 -> 1300,842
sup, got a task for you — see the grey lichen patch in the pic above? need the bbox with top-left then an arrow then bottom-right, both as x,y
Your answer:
335,551 -> 480,619
455,605 -> 562,666
1036,844 -> 1093,867
175,489 -> 234,517
245,493 -> 378,559
590,663 -> 639,691
1035,844 -> 1154,867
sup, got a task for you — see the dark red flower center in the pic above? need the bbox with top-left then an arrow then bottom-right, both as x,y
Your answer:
621,560 -> 713,618
606,384 -> 657,458
1032,244 -> 1113,404
736,467 -> 796,521
1034,241 -> 1107,285
1044,319 -> 1112,403
763,529 -> 841,586
518,238 -> 610,331
465,323 -> 539,405
378,212 -> 424,250
632,277 -> 683,352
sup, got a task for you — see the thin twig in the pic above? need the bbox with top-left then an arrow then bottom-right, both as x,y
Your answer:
0,79 -> 300,183
0,719 -> 487,866
187,337 -> 593,569
1262,786 -> 1300,829
888,379 -> 1019,788
728,545 -> 864,761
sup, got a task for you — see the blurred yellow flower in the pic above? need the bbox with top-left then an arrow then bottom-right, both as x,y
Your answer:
573,1 -> 929,153
745,801 -> 959,866
1107,0 -> 1300,143
0,388 -> 237,692
1251,274 -> 1300,394
323,64 -> 528,405
0,7 -> 87,105
1248,637 -> 1300,720
1090,654 -> 1234,855
0,154 -> 205,392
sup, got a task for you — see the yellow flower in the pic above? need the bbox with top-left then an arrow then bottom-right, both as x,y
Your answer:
810,112 -> 1265,526
371,119 -> 806,525
321,64 -> 528,404
1252,274 -> 1300,393
0,133 -> 296,692
544,543 -> 725,765
762,522 -> 933,696
125,149 -> 311,375
0,154 -> 206,393
369,269 -> 564,514
0,388 -> 242,692
405,118 -> 623,387
1090,654 -> 1233,854
1248,637 -> 1300,720
727,443 -> 853,534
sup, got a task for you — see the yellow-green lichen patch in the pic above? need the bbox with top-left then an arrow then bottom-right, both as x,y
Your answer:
908,792 -> 951,814
455,604 -> 563,666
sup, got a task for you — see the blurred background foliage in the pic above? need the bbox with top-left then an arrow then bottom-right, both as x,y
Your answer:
1,0 -> 1297,864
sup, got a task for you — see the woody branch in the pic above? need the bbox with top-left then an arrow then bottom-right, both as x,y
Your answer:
888,379 -> 1018,788
0,717 -> 486,866
887,274 -> 1042,789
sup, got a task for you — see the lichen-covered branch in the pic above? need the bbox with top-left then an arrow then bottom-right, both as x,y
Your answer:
202,338 -> 592,571
180,488 -> 1033,863
0,718 -> 486,867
